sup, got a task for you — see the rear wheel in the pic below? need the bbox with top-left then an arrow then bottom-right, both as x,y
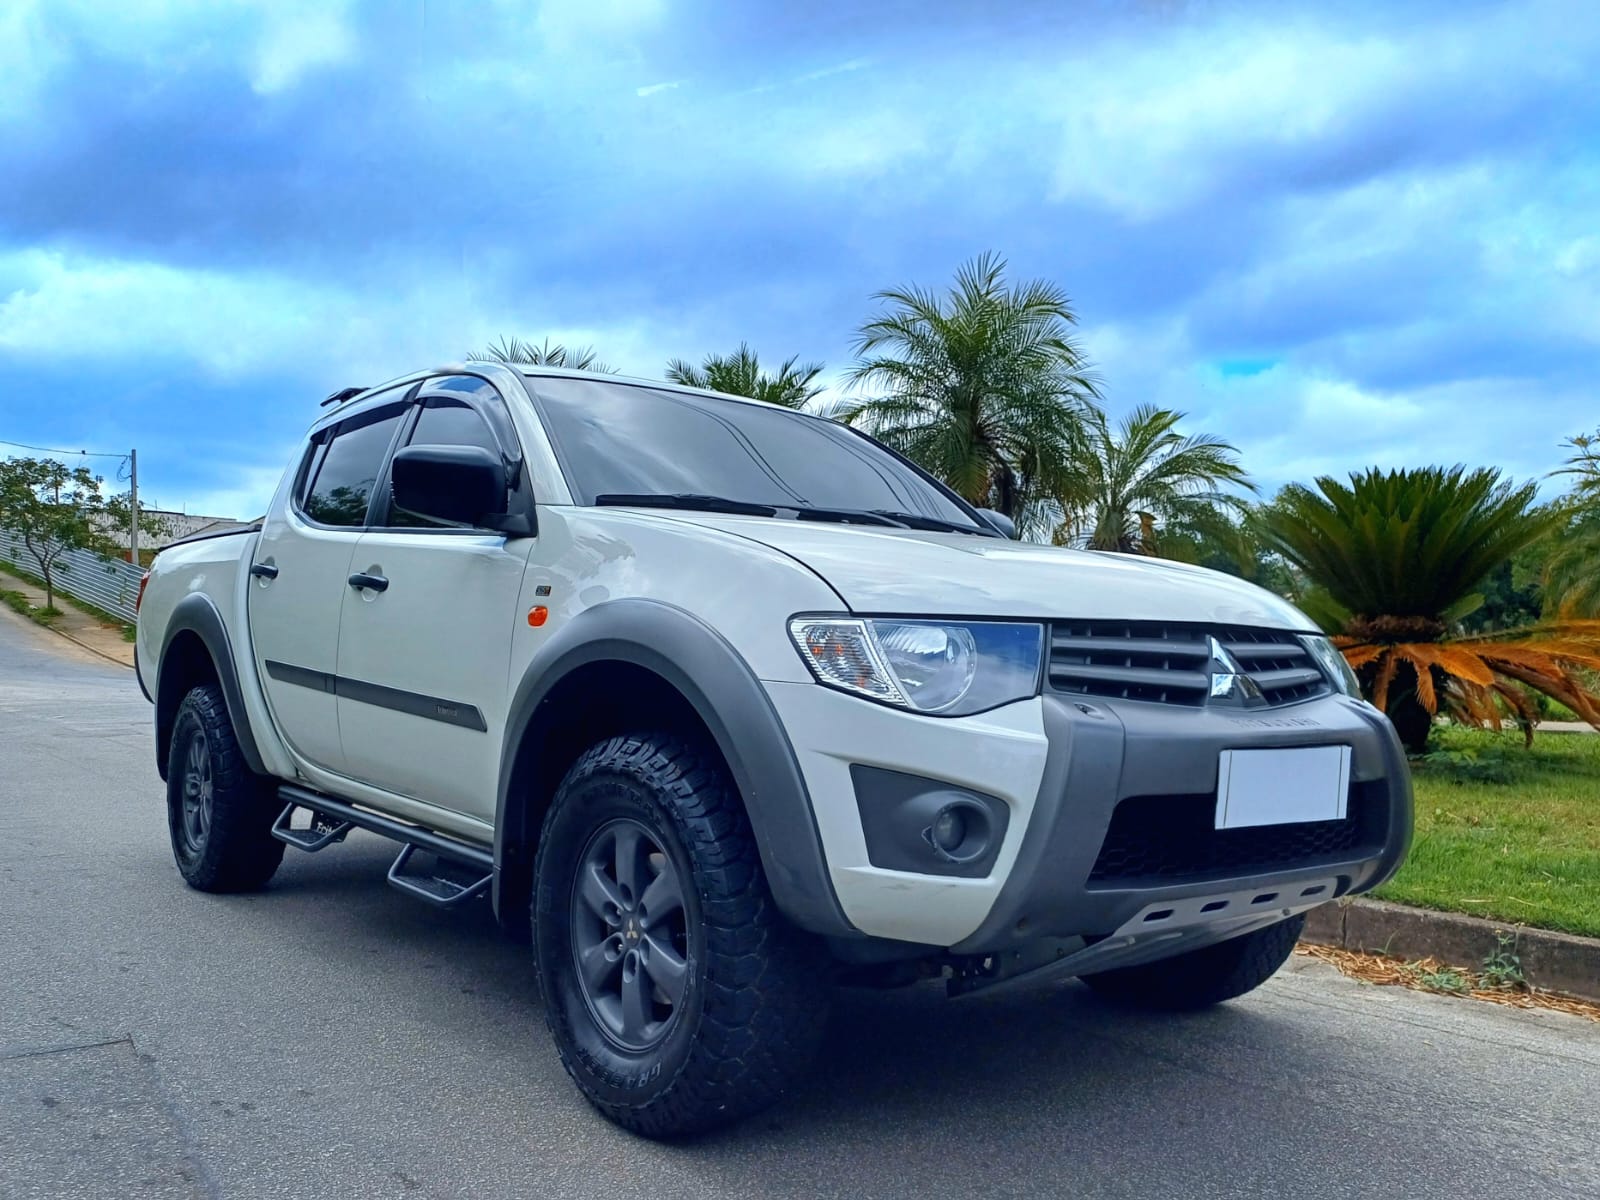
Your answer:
165,685 -> 284,892
533,733 -> 830,1137
1081,915 -> 1305,1011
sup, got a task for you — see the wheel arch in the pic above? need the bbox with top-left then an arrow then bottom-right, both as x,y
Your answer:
155,593 -> 267,780
494,599 -> 856,939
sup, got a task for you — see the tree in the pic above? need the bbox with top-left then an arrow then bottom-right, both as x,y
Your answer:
665,344 -> 825,408
1253,466 -> 1600,752
1151,504 -> 1297,594
0,457 -> 163,611
1541,431 -> 1600,617
842,252 -> 1100,527
467,336 -> 614,373
1052,405 -> 1253,552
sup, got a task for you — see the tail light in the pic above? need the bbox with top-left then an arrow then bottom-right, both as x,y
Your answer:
136,571 -> 150,615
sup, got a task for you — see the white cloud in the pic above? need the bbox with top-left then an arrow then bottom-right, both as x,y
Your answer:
636,80 -> 683,98
0,248 -> 700,388
0,2 -> 67,120
250,6 -> 357,94
1025,0 -> 1600,220
0,0 -> 359,109
531,0 -> 665,51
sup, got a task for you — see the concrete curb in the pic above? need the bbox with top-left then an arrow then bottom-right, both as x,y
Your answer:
1302,898 -> 1600,1004
49,623 -> 135,670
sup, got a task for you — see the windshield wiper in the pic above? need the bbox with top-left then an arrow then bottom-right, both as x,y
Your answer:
870,510 -> 995,536
593,494 -> 994,536
790,506 -> 907,528
595,493 -> 778,517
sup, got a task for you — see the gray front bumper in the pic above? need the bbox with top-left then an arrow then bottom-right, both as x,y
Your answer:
950,691 -> 1413,957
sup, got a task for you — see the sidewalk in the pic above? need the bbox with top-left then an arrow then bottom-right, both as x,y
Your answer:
0,568 -> 136,668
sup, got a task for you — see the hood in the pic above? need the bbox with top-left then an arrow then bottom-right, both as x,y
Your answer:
674,514 -> 1317,631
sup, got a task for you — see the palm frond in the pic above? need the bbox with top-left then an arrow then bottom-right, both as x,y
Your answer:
845,253 -> 1099,515
1256,467 -> 1557,620
667,343 -> 825,407
469,336 -> 614,373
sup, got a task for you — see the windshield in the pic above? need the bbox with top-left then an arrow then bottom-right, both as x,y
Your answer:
529,375 -> 984,529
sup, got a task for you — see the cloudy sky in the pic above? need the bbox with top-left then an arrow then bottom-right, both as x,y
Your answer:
2,0 -> 1597,518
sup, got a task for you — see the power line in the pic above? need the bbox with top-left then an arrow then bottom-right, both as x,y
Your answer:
0,437 -> 127,459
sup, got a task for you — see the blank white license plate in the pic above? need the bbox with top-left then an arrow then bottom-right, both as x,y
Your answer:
1215,746 -> 1352,830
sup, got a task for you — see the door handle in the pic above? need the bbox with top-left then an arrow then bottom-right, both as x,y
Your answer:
250,562 -> 279,580
347,572 -> 389,593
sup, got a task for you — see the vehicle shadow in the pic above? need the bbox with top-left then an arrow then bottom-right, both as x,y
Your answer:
248,836 -> 1458,1199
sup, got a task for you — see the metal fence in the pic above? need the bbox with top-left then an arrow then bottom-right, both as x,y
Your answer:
0,529 -> 144,624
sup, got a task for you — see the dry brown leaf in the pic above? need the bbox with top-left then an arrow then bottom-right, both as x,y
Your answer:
1296,945 -> 1600,1022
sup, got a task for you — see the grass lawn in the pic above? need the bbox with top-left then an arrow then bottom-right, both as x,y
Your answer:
1374,726 -> 1600,939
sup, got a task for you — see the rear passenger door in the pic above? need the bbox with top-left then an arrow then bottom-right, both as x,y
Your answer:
334,376 -> 535,825
249,394 -> 410,774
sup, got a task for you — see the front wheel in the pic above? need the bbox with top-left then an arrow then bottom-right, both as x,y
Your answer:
1081,915 -> 1305,1011
165,684 -> 284,892
533,733 -> 830,1137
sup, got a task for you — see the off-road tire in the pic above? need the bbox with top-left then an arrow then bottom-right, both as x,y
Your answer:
533,733 -> 830,1138
165,685 -> 284,892
1081,914 -> 1306,1011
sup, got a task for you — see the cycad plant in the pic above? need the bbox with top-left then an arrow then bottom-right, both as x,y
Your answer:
1254,466 -> 1600,752
1054,405 -> 1253,552
843,252 -> 1099,525
665,344 -> 825,407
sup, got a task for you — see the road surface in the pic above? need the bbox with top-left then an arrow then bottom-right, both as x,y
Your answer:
2,607 -> 1597,1199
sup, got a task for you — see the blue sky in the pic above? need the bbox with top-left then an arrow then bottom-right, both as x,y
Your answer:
2,0 -> 1597,518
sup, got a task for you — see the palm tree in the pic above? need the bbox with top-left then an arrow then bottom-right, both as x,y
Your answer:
1254,466 -> 1600,752
1054,405 -> 1253,552
665,344 -> 825,407
468,336 -> 614,373
1542,431 -> 1600,616
842,252 -> 1100,525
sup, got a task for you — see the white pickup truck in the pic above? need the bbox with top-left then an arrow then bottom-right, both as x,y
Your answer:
136,363 -> 1412,1136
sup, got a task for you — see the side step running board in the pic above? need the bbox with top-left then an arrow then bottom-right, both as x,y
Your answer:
272,804 -> 352,851
273,784 -> 494,906
386,844 -> 493,907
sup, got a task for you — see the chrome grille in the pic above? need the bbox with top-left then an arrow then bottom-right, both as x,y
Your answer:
1048,620 -> 1330,708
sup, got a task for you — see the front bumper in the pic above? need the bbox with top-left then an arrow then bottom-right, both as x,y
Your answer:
765,683 -> 1413,951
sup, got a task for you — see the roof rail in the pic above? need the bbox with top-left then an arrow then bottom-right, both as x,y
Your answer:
320,386 -> 368,408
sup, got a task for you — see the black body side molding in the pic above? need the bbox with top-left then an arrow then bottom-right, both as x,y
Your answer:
494,598 -> 858,940
155,592 -> 268,779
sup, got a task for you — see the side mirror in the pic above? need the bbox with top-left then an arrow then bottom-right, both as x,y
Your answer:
391,445 -> 508,527
977,508 -> 1017,539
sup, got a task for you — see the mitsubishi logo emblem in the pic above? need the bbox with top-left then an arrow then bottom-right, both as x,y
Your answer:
1207,637 -> 1265,704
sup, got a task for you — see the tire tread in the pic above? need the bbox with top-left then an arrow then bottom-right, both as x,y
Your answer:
167,685 -> 284,892
535,732 -> 829,1137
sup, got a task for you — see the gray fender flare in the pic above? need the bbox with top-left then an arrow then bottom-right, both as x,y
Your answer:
155,592 -> 267,779
494,598 -> 857,939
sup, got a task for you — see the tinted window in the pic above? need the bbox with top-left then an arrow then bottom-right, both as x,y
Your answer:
387,400 -> 504,527
410,400 -> 500,456
532,377 -> 978,525
303,408 -> 404,527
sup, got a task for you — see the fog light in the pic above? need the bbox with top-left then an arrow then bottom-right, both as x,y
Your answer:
930,806 -> 966,853
923,801 -> 988,864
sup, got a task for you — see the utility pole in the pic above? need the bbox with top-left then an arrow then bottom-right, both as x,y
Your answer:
129,448 -> 139,566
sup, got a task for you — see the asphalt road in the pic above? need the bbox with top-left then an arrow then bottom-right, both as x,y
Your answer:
2,608 -> 1598,1200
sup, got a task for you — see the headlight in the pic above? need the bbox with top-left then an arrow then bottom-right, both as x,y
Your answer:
1300,634 -> 1361,697
788,617 -> 1044,716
